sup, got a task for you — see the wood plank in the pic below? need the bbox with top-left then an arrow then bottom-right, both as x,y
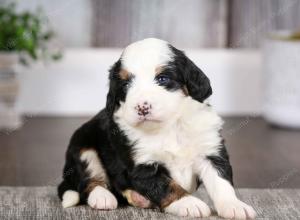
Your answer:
92,0 -> 228,48
228,0 -> 300,48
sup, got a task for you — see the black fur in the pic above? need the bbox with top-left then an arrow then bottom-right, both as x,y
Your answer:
106,60 -> 125,117
130,163 -> 172,206
147,45 -> 212,102
206,141 -> 233,185
169,45 -> 212,102
57,109 -> 130,205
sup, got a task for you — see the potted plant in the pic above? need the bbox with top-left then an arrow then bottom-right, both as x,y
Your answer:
0,3 -> 61,130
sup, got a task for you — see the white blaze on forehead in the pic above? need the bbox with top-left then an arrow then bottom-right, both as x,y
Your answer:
121,38 -> 172,76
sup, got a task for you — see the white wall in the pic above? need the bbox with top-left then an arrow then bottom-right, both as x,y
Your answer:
17,49 -> 262,116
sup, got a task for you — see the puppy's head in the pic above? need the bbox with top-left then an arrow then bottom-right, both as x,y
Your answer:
106,38 -> 212,129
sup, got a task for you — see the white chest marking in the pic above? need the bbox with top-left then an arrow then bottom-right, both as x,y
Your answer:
116,98 -> 223,192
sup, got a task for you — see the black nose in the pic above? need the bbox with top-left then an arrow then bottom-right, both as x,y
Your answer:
135,102 -> 152,116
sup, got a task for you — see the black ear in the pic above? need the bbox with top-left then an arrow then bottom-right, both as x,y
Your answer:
105,60 -> 121,117
183,58 -> 212,102
171,46 -> 212,102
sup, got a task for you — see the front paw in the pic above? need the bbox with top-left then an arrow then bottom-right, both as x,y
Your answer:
215,199 -> 256,219
165,195 -> 211,218
87,186 -> 118,210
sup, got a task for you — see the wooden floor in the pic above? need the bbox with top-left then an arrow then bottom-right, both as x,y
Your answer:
0,116 -> 299,188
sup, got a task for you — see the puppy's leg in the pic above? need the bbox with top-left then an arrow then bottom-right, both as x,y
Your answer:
79,148 -> 118,210
129,163 -> 211,218
59,149 -> 84,208
196,148 -> 256,219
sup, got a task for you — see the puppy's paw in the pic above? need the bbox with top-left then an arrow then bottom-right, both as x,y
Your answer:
215,199 -> 256,219
165,195 -> 211,218
123,189 -> 152,208
62,190 -> 80,208
87,186 -> 118,210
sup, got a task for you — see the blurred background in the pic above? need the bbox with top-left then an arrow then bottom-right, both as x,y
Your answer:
0,0 -> 299,189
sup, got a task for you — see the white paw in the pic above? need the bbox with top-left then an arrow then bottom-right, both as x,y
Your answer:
62,190 -> 80,208
215,199 -> 256,219
165,195 -> 211,218
87,186 -> 118,210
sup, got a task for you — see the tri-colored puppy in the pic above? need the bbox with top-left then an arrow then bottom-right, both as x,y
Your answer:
58,38 -> 256,219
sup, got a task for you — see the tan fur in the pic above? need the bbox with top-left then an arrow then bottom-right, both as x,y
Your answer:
85,179 -> 108,194
119,69 -> 130,80
80,148 -> 109,193
160,180 -> 188,208
155,66 -> 165,76
182,86 -> 189,96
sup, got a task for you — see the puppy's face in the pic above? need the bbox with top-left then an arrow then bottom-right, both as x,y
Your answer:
106,38 -> 212,130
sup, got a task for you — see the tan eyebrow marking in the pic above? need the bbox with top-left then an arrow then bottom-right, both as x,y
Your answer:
155,66 -> 165,76
119,69 -> 131,80
182,86 -> 189,96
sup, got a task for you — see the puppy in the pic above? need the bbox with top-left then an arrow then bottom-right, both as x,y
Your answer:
58,38 -> 256,219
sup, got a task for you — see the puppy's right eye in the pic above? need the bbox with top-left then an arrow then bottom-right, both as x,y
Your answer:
156,75 -> 170,86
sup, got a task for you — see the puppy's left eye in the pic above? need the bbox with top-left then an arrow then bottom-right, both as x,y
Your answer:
156,75 -> 170,85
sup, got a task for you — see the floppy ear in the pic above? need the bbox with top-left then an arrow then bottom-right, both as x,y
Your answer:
183,58 -> 212,102
171,46 -> 212,102
105,60 -> 121,117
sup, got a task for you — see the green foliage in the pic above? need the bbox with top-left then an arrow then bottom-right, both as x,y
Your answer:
0,3 -> 62,65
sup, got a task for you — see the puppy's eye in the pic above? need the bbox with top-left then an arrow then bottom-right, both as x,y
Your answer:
156,75 -> 170,85
123,81 -> 130,88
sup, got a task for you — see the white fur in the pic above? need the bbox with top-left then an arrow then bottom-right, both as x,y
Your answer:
165,195 -> 211,218
116,38 -> 181,129
116,97 -> 223,192
196,160 -> 257,219
87,186 -> 118,210
80,149 -> 108,181
122,38 -> 171,76
62,190 -> 80,208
